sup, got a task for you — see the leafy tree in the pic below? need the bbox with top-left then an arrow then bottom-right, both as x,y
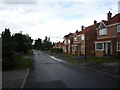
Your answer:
2,28 -> 15,70
12,33 -> 33,53
34,38 -> 42,49
41,36 -> 52,50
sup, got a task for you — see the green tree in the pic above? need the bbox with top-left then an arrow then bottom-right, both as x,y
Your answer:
2,28 -> 15,70
12,33 -> 33,53
34,38 -> 42,50
41,36 -> 52,50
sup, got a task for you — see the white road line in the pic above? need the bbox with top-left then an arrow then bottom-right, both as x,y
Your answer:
20,68 -> 29,89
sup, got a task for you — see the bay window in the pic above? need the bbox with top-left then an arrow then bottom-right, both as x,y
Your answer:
95,43 -> 104,50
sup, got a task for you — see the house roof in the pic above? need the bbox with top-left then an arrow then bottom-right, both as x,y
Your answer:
102,13 -> 120,26
102,20 -> 108,25
108,13 -> 120,25
55,41 -> 64,46
95,38 -> 115,42
64,33 -> 73,39
81,25 -> 94,34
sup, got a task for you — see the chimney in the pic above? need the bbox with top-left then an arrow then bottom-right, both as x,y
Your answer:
107,11 -> 112,21
76,30 -> 78,33
118,1 -> 120,13
94,20 -> 97,25
81,25 -> 84,31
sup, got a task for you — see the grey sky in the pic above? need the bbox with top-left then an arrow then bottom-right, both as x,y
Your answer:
0,0 -> 119,42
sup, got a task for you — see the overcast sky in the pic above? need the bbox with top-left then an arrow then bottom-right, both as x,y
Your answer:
0,0 -> 119,42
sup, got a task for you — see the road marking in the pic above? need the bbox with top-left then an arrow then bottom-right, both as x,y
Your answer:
20,68 -> 29,89
49,55 -> 65,62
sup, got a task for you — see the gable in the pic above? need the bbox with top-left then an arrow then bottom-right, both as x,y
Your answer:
98,21 -> 107,30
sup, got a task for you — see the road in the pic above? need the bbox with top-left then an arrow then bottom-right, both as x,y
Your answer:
24,50 -> 118,88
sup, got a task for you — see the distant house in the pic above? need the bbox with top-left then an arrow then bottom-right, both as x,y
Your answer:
63,33 -> 73,53
53,41 -> 63,49
94,11 -> 120,57
71,30 -> 81,55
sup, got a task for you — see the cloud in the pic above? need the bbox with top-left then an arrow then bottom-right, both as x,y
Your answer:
0,0 -> 119,42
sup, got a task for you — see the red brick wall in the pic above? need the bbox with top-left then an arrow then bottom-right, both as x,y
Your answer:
86,27 -> 97,55
95,51 -> 104,57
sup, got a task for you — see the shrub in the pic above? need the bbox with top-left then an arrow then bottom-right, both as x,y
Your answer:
51,48 -> 63,53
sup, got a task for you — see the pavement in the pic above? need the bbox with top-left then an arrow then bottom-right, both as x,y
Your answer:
2,69 -> 28,89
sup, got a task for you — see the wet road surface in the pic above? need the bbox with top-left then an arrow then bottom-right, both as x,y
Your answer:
24,50 -> 118,88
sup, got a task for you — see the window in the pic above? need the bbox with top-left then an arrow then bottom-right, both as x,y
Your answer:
117,25 -> 120,32
68,40 -> 70,43
81,46 -> 84,51
72,46 -> 77,51
64,40 -> 66,44
95,43 -> 103,50
117,42 -> 120,51
74,37 -> 77,41
99,28 -> 107,35
81,35 -> 84,40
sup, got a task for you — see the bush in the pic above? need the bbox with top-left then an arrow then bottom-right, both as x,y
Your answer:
51,48 -> 63,53
2,57 -> 16,71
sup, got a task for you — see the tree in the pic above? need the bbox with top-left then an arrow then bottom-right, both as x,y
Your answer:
2,28 -> 15,70
41,36 -> 52,50
34,38 -> 42,49
12,33 -> 33,53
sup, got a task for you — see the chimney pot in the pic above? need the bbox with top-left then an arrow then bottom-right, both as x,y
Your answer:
94,20 -> 97,25
81,25 -> 84,31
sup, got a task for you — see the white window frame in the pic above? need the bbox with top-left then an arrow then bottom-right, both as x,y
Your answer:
64,40 -> 66,44
81,35 -> 84,40
117,42 -> 120,51
68,40 -> 70,43
72,45 -> 77,51
99,28 -> 107,35
117,25 -> 120,32
95,42 -> 104,51
74,37 -> 77,41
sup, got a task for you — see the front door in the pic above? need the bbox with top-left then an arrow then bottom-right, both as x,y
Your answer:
104,43 -> 111,56
107,43 -> 111,56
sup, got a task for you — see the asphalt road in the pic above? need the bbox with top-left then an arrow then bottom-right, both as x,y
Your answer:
24,50 -> 118,88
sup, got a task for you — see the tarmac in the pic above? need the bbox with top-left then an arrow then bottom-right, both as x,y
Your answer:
2,52 -> 120,89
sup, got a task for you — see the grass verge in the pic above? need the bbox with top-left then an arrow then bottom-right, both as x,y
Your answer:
66,56 -> 118,64
14,54 -> 32,70
48,51 -> 118,64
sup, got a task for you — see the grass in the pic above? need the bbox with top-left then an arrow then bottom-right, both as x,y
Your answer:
23,50 -> 33,57
13,50 -> 33,70
14,54 -> 32,70
48,51 -> 119,65
66,56 -> 118,65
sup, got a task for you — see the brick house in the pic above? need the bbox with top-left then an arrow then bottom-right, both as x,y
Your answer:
94,11 -> 120,57
78,21 -> 100,55
71,30 -> 81,54
63,33 -> 73,53
71,21 -> 99,55
53,41 -> 63,49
